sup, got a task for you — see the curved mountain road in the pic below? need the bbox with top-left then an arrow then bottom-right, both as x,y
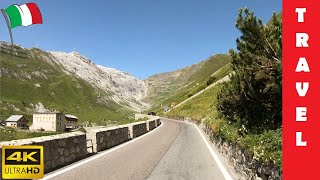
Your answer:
44,119 -> 233,180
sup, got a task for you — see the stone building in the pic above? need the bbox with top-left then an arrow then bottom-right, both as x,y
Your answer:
5,115 -> 28,129
30,112 -> 66,132
65,114 -> 78,129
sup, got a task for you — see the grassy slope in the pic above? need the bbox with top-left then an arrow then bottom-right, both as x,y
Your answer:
166,81 -> 281,167
0,126 -> 60,141
0,48 -> 133,125
145,54 -> 231,113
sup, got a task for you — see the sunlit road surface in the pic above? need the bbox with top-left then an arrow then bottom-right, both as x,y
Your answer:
44,119 -> 231,180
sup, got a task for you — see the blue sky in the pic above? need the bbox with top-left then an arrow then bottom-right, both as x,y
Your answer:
0,1 -> 281,79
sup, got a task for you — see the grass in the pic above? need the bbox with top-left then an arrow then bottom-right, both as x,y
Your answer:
166,83 -> 223,120
0,49 -> 133,126
147,54 -> 231,113
0,126 -> 60,142
166,82 -> 282,168
207,63 -> 233,84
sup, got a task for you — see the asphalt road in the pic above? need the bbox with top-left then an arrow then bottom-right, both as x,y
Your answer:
44,119 -> 229,180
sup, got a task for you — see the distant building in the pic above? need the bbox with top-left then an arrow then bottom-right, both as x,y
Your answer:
6,115 -> 28,129
65,114 -> 78,129
30,112 -> 65,132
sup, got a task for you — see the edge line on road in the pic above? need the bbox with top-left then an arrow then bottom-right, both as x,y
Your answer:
164,118 -> 233,180
188,121 -> 233,180
42,121 -> 164,180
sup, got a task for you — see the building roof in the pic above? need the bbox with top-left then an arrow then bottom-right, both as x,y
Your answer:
34,112 -> 62,114
65,114 -> 78,120
6,115 -> 25,122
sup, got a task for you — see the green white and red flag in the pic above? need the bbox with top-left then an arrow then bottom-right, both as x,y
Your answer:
4,3 -> 43,29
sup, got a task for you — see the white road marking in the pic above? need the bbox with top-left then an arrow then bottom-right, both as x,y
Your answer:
188,121 -> 233,180
42,121 -> 164,180
164,118 -> 233,180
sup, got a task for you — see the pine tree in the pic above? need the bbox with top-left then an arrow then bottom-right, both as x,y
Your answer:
217,8 -> 282,132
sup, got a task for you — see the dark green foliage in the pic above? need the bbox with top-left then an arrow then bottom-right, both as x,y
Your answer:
187,84 -> 207,98
207,76 -> 216,86
217,8 -> 282,132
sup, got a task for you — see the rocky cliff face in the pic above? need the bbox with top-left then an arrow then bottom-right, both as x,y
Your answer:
50,51 -> 149,111
0,43 -> 149,123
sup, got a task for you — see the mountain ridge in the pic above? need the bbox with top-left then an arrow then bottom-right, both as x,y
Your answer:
0,42 -> 231,125
0,43 -> 146,125
49,51 -> 149,111
143,54 -> 232,111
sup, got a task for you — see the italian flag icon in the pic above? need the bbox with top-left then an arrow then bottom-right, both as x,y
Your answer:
4,3 -> 43,29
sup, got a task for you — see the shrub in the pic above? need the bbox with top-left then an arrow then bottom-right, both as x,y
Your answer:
217,8 -> 282,133
242,129 -> 282,167
207,76 -> 216,86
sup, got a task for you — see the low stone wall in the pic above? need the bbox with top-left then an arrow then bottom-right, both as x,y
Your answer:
0,117 -> 162,176
0,132 -> 87,174
129,122 -> 148,138
209,135 -> 281,180
86,126 -> 130,153
183,118 -> 281,180
134,114 -> 156,120
86,118 -> 161,153
147,120 -> 156,131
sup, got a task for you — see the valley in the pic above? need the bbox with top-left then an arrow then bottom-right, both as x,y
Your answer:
0,6 -> 283,179
0,43 -> 230,126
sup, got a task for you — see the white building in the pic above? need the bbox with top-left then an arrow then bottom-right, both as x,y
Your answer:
30,112 -> 66,132
6,115 -> 28,129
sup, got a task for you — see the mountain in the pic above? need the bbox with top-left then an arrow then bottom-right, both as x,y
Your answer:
0,43 -> 148,125
0,43 -> 231,124
50,51 -> 149,111
143,54 -> 232,112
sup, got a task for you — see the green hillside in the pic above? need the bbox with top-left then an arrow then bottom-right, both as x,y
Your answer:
144,54 -> 231,113
0,48 -> 133,125
165,83 -> 281,167
164,10 -> 282,168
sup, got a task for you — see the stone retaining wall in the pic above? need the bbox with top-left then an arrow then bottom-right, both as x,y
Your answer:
0,117 -> 162,176
129,122 -> 148,138
147,120 -> 156,131
86,117 -> 161,153
0,132 -> 87,174
209,134 -> 281,180
184,117 -> 281,180
86,126 -> 130,153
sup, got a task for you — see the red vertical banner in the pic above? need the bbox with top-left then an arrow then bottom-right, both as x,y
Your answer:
283,0 -> 320,179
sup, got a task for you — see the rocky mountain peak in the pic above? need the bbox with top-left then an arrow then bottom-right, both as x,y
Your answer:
50,51 -> 149,111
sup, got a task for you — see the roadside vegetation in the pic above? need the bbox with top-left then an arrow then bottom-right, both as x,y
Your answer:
166,8 -> 282,168
166,83 -> 282,168
149,54 -> 232,114
217,8 -> 282,132
0,126 -> 60,142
